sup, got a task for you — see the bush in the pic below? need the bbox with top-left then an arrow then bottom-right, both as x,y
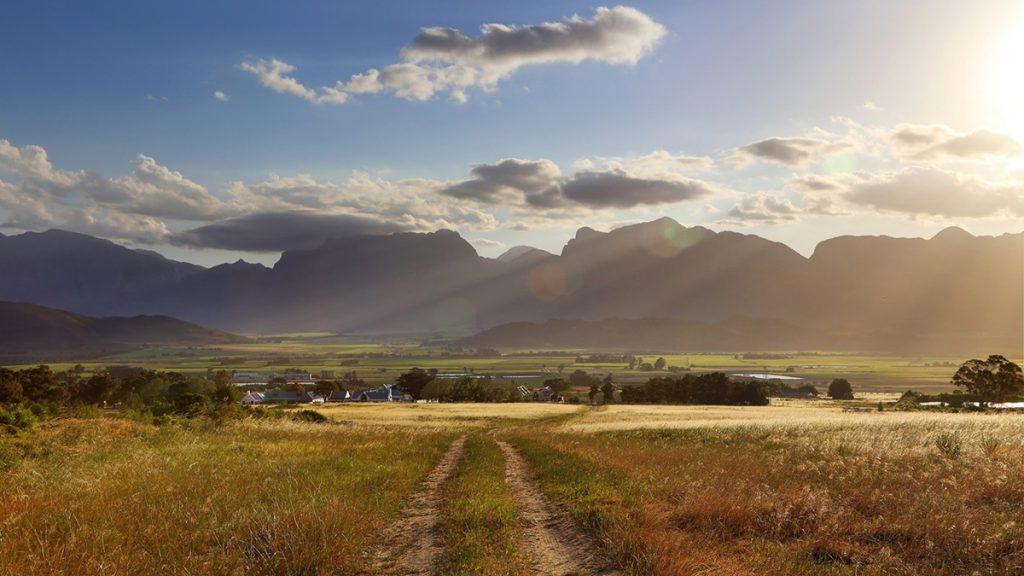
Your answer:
935,432 -> 963,459
828,379 -> 855,400
174,393 -> 211,416
0,405 -> 36,431
292,409 -> 329,424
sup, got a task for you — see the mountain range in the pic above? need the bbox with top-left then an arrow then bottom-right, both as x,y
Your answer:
0,301 -> 245,361
0,219 -> 1019,353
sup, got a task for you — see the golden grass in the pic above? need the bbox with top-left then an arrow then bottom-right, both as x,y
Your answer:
311,402 -> 582,428
0,417 -> 456,576
509,412 -> 1024,575
561,402 -> 1024,433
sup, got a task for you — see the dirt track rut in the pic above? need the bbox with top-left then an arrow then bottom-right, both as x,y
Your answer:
366,435 -> 467,576
497,440 -> 619,576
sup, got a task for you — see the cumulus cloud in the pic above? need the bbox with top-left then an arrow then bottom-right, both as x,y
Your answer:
241,6 -> 665,104
438,158 -> 561,204
170,211 -> 410,252
730,132 -> 854,167
844,166 -> 1024,218
724,192 -> 802,224
213,90 -> 230,102
0,136 -> 498,249
582,149 -> 715,176
888,124 -> 1023,161
561,170 -> 716,207
469,237 -> 506,249
440,154 -> 721,211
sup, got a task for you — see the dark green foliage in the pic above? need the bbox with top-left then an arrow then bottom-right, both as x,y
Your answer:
292,409 -> 328,424
212,370 -> 241,404
543,378 -> 570,393
174,393 -> 211,416
952,355 -> 1023,405
619,373 -> 769,406
420,376 -> 522,402
0,369 -> 24,404
601,374 -> 615,405
654,357 -> 666,370
77,372 -> 119,405
0,405 -> 36,430
396,368 -> 436,399
827,378 -> 854,400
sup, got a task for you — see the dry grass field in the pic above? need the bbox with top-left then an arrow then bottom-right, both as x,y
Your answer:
2,402 -> 1024,575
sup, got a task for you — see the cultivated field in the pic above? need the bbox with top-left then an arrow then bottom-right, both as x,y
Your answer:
10,333 -> 1015,393
3,402 -> 1024,575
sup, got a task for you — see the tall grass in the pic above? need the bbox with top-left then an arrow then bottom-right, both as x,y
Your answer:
508,417 -> 1024,575
0,418 -> 455,575
437,434 -> 528,576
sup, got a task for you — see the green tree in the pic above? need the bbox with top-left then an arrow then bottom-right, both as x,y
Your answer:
0,369 -> 24,404
314,379 -> 340,398
543,378 -> 570,393
213,370 -> 241,404
396,368 -> 435,399
654,357 -> 667,370
827,378 -> 854,400
78,372 -> 120,405
952,355 -> 1024,405
601,375 -> 615,404
588,383 -> 600,404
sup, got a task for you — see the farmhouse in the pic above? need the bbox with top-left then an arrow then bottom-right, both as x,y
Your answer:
261,391 -> 317,404
350,384 -> 404,402
327,390 -> 351,402
240,391 -> 265,405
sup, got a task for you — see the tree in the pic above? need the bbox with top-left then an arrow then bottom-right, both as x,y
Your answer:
78,372 -> 120,405
543,378 -> 570,393
601,375 -> 615,405
952,355 -> 1024,405
557,363 -> 566,373
828,378 -> 854,400
213,370 -> 241,404
314,379 -> 340,398
288,381 -> 306,393
654,357 -> 667,371
588,383 -> 600,405
396,368 -> 435,399
0,369 -> 24,404
569,369 -> 593,388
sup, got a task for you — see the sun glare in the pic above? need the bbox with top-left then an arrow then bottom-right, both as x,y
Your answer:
990,21 -> 1024,142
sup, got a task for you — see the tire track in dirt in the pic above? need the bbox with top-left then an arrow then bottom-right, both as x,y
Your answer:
497,440 -> 620,576
366,435 -> 467,576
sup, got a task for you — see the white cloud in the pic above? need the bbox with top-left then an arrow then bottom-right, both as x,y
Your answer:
844,166 -> 1024,218
724,192 -> 802,224
213,90 -> 230,102
241,6 -> 665,105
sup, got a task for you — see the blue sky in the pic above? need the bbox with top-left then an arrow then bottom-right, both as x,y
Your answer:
2,0 -> 1023,265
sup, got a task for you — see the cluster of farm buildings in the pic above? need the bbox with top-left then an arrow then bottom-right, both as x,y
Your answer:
232,370 -> 408,405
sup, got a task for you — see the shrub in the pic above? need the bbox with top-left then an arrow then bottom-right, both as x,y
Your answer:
292,409 -> 329,424
0,405 -> 36,431
174,393 -> 211,416
934,432 -> 962,459
827,379 -> 854,400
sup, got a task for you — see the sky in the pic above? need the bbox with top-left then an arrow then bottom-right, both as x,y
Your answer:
1,0 -> 1023,266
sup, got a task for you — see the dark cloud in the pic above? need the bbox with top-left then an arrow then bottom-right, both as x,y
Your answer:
889,125 -> 1023,160
438,158 -> 560,204
560,170 -> 716,208
170,211 -> 411,252
732,136 -> 851,167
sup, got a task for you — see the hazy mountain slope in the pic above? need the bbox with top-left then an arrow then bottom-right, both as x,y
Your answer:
0,301 -> 246,360
0,230 -> 203,316
0,221 -> 1019,353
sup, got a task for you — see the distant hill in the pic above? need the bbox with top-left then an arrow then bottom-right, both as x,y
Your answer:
0,301 -> 246,361
0,220 -> 1019,354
